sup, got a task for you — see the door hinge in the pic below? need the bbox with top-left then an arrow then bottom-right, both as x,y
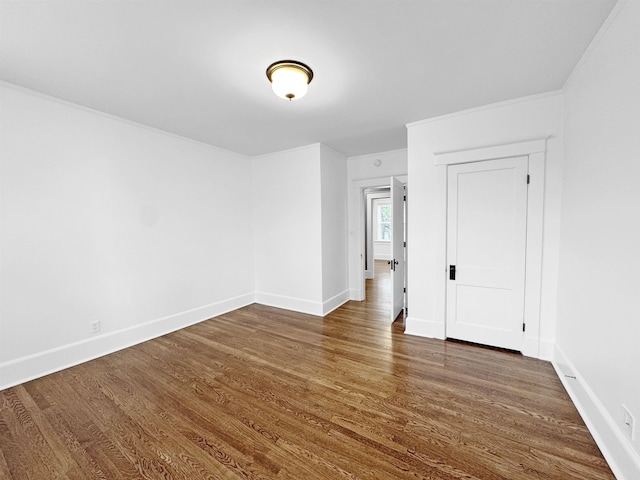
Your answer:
527,174 -> 530,184
403,195 -> 406,201
403,241 -> 406,247
523,323 -> 526,332
403,287 -> 406,293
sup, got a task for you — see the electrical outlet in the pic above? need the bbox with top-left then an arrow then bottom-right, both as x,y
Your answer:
622,404 -> 636,441
90,320 -> 101,334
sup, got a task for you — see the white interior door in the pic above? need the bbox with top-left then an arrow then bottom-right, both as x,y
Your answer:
446,156 -> 528,350
390,177 -> 405,322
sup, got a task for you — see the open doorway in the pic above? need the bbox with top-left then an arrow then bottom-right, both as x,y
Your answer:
360,179 -> 407,323
363,187 -> 391,280
347,172 -> 407,320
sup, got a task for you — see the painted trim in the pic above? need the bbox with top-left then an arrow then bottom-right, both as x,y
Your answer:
252,142 -> 321,160
322,290 -> 350,316
430,140 -> 547,359
521,151 -> 545,358
347,148 -> 408,162
522,336 -> 541,361
562,0 -> 627,91
404,317 -> 446,339
434,165 -> 448,342
538,339 -> 554,362
254,291 -> 323,317
434,139 -> 546,165
0,293 -> 255,391
553,344 -> 640,480
0,81 -> 249,159
406,91 -> 563,129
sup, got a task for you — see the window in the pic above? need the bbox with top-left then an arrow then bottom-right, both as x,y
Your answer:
378,204 -> 391,241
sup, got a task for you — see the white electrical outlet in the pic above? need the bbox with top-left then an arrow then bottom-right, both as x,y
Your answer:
90,320 -> 101,334
622,404 -> 636,441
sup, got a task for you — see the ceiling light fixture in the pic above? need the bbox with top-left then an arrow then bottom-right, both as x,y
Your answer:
266,60 -> 313,101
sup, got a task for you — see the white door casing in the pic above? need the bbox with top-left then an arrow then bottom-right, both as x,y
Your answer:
348,175 -> 407,303
446,156 -> 529,350
422,139 -> 547,358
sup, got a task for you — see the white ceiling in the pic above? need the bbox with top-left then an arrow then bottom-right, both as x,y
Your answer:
0,0 -> 617,157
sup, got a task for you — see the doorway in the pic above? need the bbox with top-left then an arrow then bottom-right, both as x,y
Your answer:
430,139 -> 547,358
360,178 -> 406,323
363,187 -> 391,281
446,156 -> 528,351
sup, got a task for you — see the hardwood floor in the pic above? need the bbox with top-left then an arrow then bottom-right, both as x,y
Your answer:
0,261 -> 614,479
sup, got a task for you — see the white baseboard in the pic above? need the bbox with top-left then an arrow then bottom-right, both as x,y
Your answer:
553,345 -> 640,480
0,293 -> 255,391
254,291 -> 323,317
322,290 -> 350,316
404,316 -> 446,339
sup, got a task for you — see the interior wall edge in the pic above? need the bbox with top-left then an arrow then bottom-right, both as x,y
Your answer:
553,343 -> 640,480
322,290 -> 350,317
537,339 -> 555,362
561,0 -> 628,92
404,317 -> 446,339
0,292 -> 255,391
349,288 -> 363,301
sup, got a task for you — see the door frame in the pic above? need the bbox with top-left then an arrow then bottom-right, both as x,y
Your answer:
435,139 -> 546,357
348,175 -> 407,302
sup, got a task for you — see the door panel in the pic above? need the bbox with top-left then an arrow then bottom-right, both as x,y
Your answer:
390,177 -> 404,322
446,156 -> 528,350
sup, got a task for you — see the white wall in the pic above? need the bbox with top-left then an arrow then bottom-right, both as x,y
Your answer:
347,149 -> 407,299
0,83 -> 255,389
405,92 -> 563,358
347,149 -> 408,181
252,144 -> 324,315
0,84 -> 351,389
320,145 -> 349,313
555,1 -> 640,477
252,144 -> 349,316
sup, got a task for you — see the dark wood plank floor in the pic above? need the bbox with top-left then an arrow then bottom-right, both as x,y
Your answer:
0,261 -> 614,479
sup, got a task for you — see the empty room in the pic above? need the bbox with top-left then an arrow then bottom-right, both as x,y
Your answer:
1,1 -> 638,479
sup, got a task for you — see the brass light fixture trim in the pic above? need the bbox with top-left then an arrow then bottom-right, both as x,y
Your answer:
266,60 -> 314,100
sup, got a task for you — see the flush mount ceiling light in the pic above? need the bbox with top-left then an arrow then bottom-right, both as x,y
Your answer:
266,60 -> 313,101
